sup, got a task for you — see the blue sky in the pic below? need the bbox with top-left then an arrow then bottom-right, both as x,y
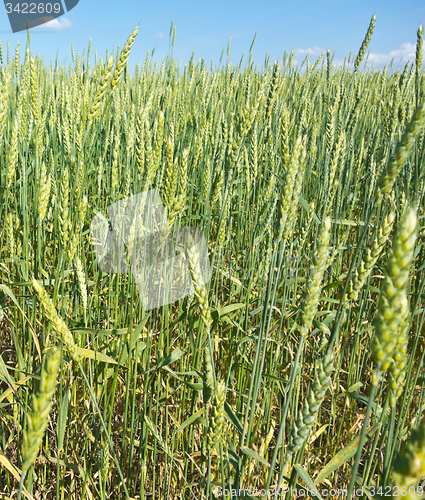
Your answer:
0,0 -> 424,72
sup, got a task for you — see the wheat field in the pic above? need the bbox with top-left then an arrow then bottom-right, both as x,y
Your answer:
1,16 -> 425,500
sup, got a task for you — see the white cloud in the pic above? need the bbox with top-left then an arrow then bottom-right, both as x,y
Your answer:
293,46 -> 325,57
367,42 -> 417,65
154,32 -> 164,39
39,17 -> 73,30
292,42 -> 424,70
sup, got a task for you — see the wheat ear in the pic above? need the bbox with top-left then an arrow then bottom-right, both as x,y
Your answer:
111,26 -> 139,90
21,348 -> 62,473
32,279 -> 81,362
372,207 -> 417,371
287,349 -> 334,457
375,101 -> 425,204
